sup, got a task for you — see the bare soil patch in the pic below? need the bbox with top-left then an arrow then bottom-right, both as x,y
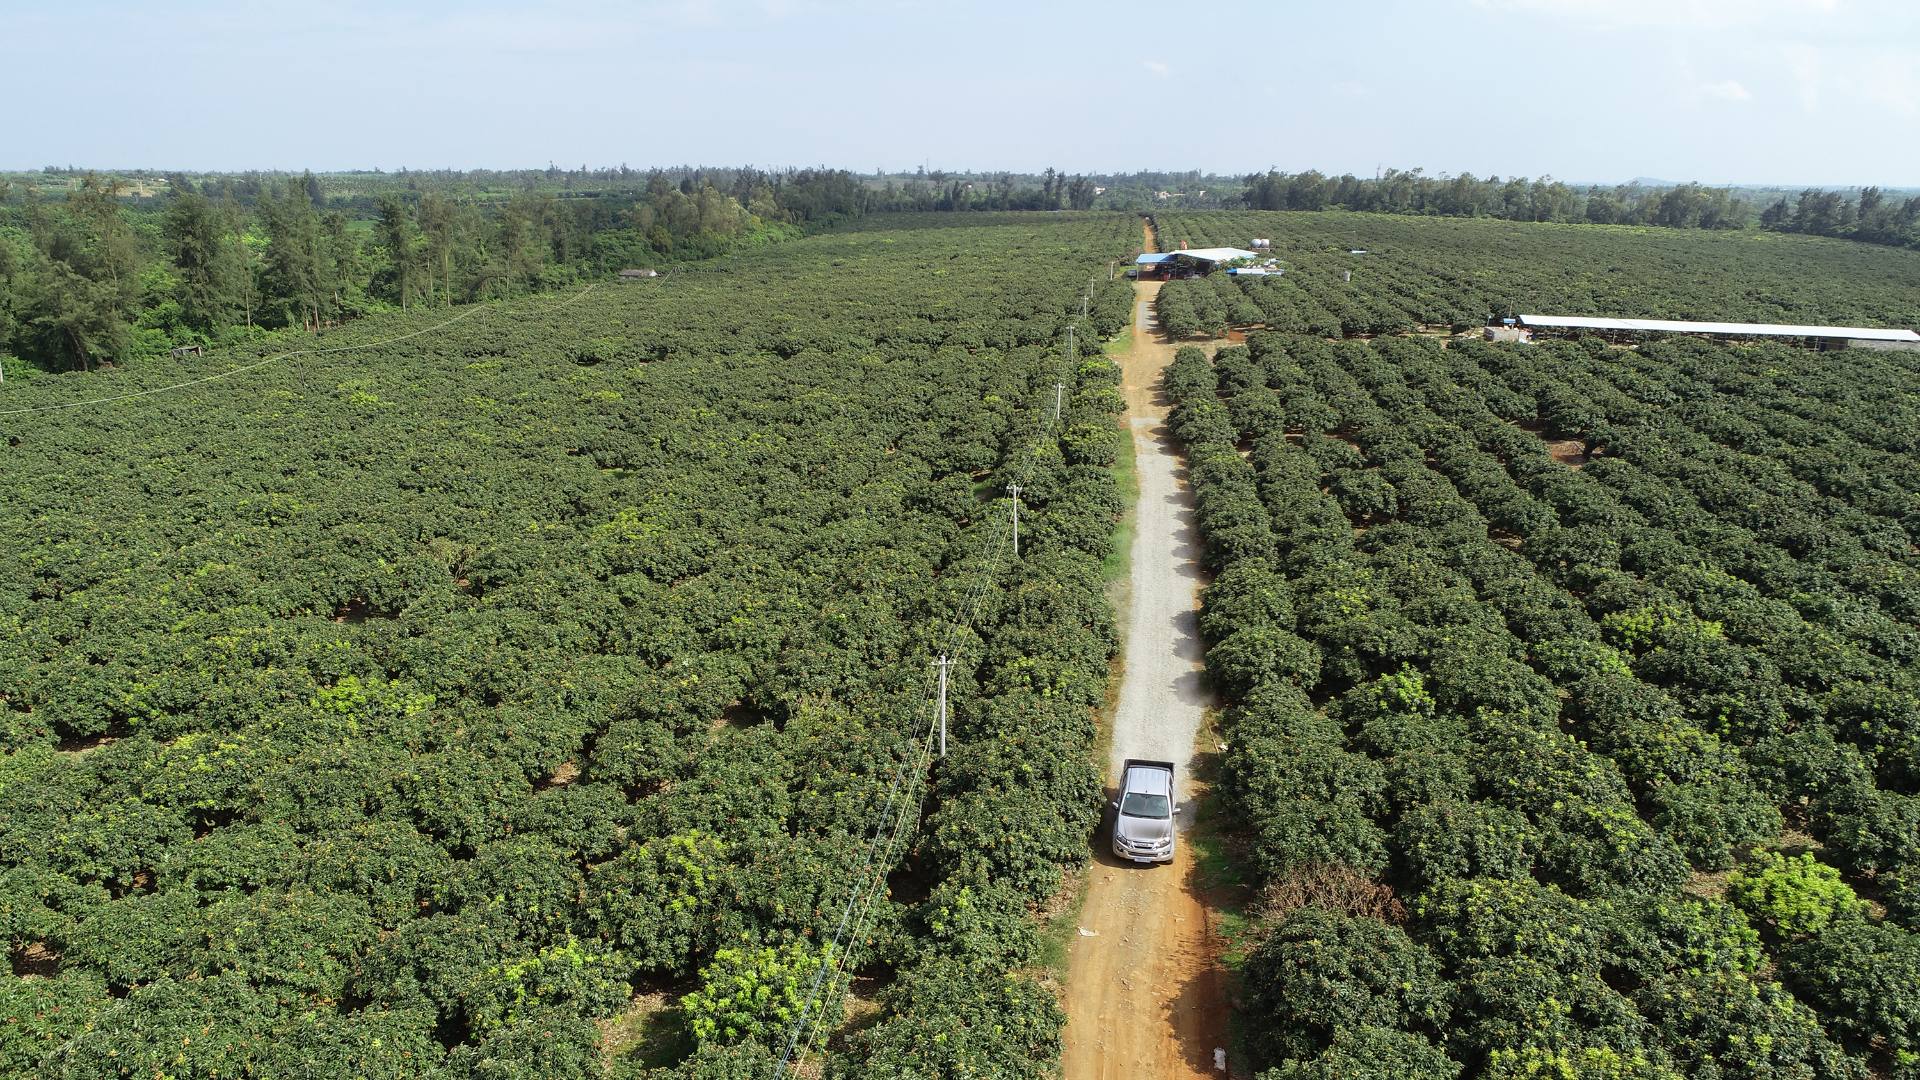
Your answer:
535,760 -> 581,792
1545,438 -> 1591,467
56,731 -> 121,756
11,942 -> 61,978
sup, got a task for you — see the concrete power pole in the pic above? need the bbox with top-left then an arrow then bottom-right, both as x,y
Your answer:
1054,382 -> 1066,423
934,655 -> 954,758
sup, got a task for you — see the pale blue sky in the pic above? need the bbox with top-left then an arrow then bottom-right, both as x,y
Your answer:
4,0 -> 1916,186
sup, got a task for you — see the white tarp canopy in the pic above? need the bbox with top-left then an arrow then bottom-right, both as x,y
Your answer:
1519,315 -> 1920,343
1174,247 -> 1259,264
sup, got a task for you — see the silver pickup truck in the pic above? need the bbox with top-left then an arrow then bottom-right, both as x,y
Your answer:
1111,759 -> 1176,864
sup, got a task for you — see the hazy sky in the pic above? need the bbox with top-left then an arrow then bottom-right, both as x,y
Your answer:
4,0 -> 1917,186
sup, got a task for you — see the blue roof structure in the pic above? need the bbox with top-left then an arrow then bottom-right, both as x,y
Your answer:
1135,253 -> 1175,264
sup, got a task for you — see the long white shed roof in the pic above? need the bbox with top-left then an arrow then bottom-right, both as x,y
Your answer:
1519,315 -> 1920,343
1176,247 -> 1259,264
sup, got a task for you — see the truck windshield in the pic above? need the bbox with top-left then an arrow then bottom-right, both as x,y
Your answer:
1120,793 -> 1170,818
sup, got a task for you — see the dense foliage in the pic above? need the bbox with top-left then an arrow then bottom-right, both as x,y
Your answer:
1241,170 -> 1754,230
1163,269 -> 1920,1077
1758,186 -> 1920,250
0,171 -> 809,373
1154,210 -> 1920,333
1240,170 -> 1920,251
0,167 -> 1120,374
0,214 -> 1138,1076
8,168 -> 1905,375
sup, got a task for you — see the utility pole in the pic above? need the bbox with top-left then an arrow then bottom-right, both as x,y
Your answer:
1008,483 -> 1023,558
1054,381 -> 1066,423
1067,324 -> 1075,359
934,655 -> 953,758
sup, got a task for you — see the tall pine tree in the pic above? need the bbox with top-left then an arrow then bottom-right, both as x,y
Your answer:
163,190 -> 240,333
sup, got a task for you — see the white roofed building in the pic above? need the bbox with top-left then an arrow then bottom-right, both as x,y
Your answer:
1517,315 -> 1920,351
1176,247 -> 1260,265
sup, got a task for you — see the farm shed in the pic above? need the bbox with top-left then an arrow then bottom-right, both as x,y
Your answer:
1134,247 -> 1259,279
1132,252 -> 1174,280
1176,246 -> 1260,267
1518,315 -> 1920,350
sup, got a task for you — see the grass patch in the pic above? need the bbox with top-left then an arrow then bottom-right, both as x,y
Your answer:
1035,865 -> 1094,982
1187,814 -> 1250,903
1187,710 -> 1252,902
1102,324 -> 1133,357
1101,417 -> 1139,586
1186,709 -> 1260,1075
1188,800 -> 1257,970
1192,835 -> 1260,1076
599,992 -> 693,1072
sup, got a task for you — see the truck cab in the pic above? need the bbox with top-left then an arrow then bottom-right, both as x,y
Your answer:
1111,759 -> 1176,864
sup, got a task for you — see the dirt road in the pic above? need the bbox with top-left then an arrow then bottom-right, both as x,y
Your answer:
1060,277 -> 1230,1078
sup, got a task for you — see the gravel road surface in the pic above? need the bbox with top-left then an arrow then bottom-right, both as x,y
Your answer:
1061,272 -> 1230,1080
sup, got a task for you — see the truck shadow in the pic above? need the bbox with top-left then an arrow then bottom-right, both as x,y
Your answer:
1165,853 -> 1235,1077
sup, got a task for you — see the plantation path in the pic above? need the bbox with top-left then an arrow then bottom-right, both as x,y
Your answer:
1061,274 -> 1231,1079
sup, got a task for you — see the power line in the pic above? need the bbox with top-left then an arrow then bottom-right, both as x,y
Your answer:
0,284 -> 597,419
776,319 -> 1083,1077
778,484 -> 1016,1072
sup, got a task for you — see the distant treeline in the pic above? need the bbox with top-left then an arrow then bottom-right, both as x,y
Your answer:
1758,187 -> 1920,248
1241,169 -> 1920,250
7,161 -> 1917,374
0,166 -> 1113,373
1243,169 -> 1752,229
20,162 -> 1103,213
